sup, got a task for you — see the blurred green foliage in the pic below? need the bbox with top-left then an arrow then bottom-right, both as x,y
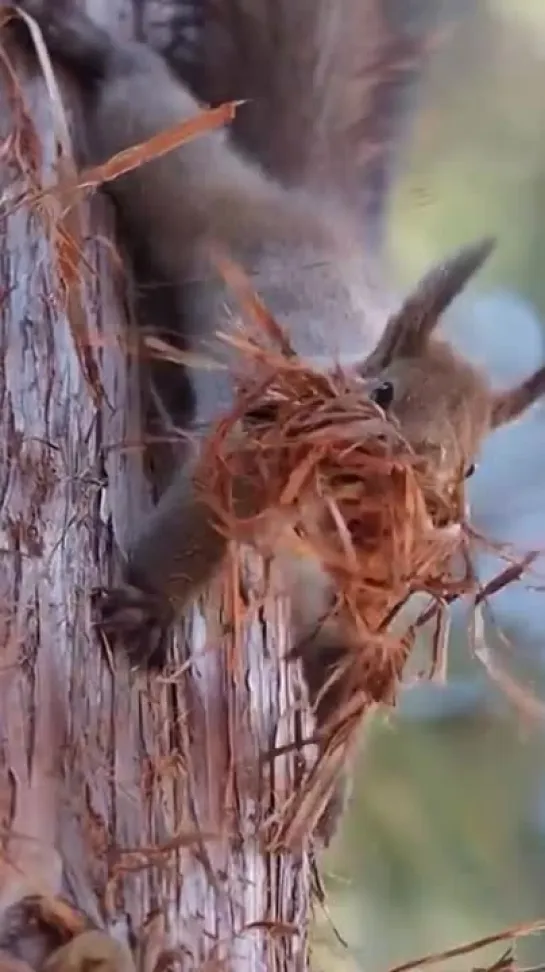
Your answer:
318,710 -> 545,971
391,1 -> 545,312
315,2 -> 545,969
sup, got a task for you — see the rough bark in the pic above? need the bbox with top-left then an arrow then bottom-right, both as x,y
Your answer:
0,11 -> 314,972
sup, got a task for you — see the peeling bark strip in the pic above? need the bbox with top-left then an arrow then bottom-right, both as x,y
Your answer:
0,12 -> 315,972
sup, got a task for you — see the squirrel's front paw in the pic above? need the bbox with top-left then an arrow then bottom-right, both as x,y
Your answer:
43,930 -> 135,972
92,584 -> 172,670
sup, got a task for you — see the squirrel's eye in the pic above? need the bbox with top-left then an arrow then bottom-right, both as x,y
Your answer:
465,463 -> 477,479
370,380 -> 394,410
246,401 -> 279,424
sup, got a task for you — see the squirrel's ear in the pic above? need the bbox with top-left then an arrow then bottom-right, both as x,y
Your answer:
491,366 -> 545,428
360,237 -> 496,374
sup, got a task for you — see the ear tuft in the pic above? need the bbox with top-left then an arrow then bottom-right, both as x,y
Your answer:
360,236 -> 496,374
491,365 -> 545,428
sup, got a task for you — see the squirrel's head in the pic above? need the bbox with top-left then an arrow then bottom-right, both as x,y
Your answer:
356,238 -> 545,489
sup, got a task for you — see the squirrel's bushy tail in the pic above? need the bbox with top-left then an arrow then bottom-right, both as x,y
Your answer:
195,0 -> 444,248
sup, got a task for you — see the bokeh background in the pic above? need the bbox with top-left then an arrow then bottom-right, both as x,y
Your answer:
315,2 -> 545,969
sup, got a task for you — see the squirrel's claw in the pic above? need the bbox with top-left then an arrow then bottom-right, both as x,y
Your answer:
92,585 -> 171,670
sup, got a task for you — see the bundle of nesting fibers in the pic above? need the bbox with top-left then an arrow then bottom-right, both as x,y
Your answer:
199,344 -> 468,616
201,265 -> 473,633
194,256 -> 479,833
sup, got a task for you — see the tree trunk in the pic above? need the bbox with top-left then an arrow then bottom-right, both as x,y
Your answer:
0,1 -> 439,970
0,10 -> 315,971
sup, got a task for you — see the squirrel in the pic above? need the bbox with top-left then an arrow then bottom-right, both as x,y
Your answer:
92,236 -> 545,844
10,1 -> 545,844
